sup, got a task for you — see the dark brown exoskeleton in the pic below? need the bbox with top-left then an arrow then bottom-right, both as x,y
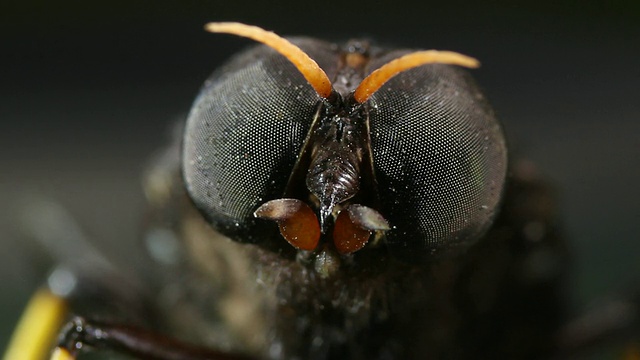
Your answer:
51,23 -> 570,360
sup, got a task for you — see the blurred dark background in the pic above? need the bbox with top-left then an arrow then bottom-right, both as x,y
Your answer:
1,0 -> 639,352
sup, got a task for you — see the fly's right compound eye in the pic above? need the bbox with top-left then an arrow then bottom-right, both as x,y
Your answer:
182,23 -> 507,262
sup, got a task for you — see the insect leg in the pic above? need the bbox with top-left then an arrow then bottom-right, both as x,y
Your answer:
54,316 -> 255,360
2,289 -> 67,360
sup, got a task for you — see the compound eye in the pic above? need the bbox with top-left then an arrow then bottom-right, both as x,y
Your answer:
254,199 -> 320,251
333,204 -> 390,254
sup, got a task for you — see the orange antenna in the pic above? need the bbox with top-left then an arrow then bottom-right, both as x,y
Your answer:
205,22 -> 333,99
354,50 -> 480,103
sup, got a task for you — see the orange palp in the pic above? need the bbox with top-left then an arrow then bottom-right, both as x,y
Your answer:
254,199 -> 320,251
354,50 -> 480,103
333,209 -> 372,254
333,204 -> 390,254
205,22 -> 333,99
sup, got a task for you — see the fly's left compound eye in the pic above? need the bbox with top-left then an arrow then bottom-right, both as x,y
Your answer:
182,23 -> 507,262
